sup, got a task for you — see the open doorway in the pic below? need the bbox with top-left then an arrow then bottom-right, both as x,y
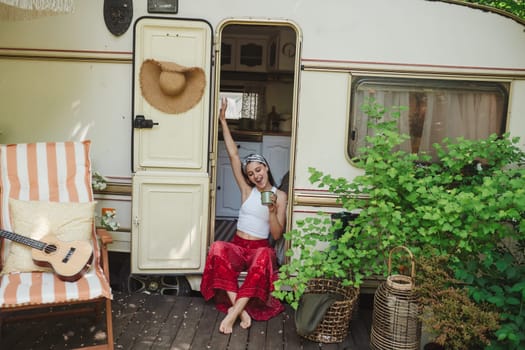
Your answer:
214,22 -> 298,252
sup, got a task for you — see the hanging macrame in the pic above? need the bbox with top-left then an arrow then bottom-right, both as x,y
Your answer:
0,0 -> 74,20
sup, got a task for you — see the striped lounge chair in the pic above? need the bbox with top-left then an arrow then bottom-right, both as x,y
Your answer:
0,141 -> 114,350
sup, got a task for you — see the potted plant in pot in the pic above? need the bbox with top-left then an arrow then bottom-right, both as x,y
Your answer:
271,209 -> 367,344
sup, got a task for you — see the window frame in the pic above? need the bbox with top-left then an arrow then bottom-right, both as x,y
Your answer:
347,76 -> 510,160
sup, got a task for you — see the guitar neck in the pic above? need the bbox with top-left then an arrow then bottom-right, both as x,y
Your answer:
0,229 -> 46,251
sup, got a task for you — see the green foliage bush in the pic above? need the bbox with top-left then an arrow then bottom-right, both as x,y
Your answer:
274,97 -> 525,348
417,255 -> 500,350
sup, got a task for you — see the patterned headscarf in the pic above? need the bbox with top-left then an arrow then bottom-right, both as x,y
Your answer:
242,154 -> 268,175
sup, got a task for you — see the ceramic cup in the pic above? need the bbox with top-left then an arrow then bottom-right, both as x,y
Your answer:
261,191 -> 273,205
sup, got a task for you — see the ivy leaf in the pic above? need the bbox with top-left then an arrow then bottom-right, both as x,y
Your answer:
505,297 -> 521,305
495,256 -> 512,272
510,281 -> 525,293
487,295 -> 505,307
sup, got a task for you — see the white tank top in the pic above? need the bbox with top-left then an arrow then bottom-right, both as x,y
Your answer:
236,186 -> 276,239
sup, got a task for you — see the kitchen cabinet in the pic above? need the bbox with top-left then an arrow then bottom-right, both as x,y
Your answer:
221,36 -> 268,72
237,37 -> 267,72
276,29 -> 296,72
216,136 -> 291,217
220,37 -> 236,71
267,31 -> 295,72
221,27 -> 296,73
216,141 -> 262,217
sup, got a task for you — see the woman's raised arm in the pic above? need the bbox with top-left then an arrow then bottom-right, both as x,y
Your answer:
219,98 -> 251,197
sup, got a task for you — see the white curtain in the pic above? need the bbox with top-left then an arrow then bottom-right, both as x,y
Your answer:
0,0 -> 74,20
353,87 -> 504,157
352,89 -> 411,154
419,91 -> 503,153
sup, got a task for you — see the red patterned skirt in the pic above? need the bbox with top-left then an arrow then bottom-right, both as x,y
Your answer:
200,234 -> 284,321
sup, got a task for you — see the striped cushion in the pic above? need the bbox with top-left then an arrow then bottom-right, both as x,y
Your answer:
0,141 -> 111,307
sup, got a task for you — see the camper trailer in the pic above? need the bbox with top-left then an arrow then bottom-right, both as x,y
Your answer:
0,0 -> 524,294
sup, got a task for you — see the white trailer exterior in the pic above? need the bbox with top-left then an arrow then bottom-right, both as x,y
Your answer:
0,0 -> 524,292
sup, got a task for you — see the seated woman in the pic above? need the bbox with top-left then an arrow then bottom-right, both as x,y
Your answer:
200,98 -> 287,334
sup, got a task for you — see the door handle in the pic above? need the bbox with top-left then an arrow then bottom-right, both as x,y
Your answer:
134,115 -> 159,129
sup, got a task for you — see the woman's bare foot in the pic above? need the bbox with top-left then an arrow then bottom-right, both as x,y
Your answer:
239,310 -> 252,329
219,308 -> 237,334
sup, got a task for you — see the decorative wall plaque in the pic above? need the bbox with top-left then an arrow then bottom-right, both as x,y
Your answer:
104,0 -> 133,36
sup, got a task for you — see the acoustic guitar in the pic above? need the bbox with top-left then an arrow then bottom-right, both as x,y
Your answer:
0,229 -> 93,282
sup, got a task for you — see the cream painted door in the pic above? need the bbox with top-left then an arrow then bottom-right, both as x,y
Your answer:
132,17 -> 211,171
131,17 -> 212,274
132,174 -> 209,272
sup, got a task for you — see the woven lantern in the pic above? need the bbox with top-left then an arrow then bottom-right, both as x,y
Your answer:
370,246 -> 421,350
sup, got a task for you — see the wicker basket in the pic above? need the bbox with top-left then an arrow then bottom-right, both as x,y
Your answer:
370,246 -> 421,350
300,277 -> 359,344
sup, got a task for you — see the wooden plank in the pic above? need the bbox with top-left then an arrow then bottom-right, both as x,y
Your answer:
227,325 -> 249,350
207,307 -> 233,350
169,297 -> 206,350
1,308 -> 106,350
282,305 -> 304,350
115,294 -> 155,349
302,339 -> 322,350
131,295 -> 176,350
323,339 -> 349,350
246,318 -> 268,350
190,299 -> 222,349
59,315 -> 107,349
265,311 -> 284,350
113,292 -> 147,343
350,296 -> 373,350
5,319 -> 47,349
349,320 -> 370,350
152,296 -> 193,349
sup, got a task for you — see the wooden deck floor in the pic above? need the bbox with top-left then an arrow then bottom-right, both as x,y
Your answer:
0,291 -> 373,349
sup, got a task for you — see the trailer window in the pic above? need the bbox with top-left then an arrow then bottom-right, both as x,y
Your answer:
348,78 -> 508,159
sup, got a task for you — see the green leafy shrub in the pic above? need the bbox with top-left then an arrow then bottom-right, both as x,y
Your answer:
417,255 -> 500,350
273,100 -> 410,308
455,240 -> 525,350
274,97 -> 525,348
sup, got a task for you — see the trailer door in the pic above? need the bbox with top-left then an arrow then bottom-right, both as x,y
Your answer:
131,17 -> 212,274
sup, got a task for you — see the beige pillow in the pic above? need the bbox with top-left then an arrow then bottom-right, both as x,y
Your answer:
1,198 -> 95,274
